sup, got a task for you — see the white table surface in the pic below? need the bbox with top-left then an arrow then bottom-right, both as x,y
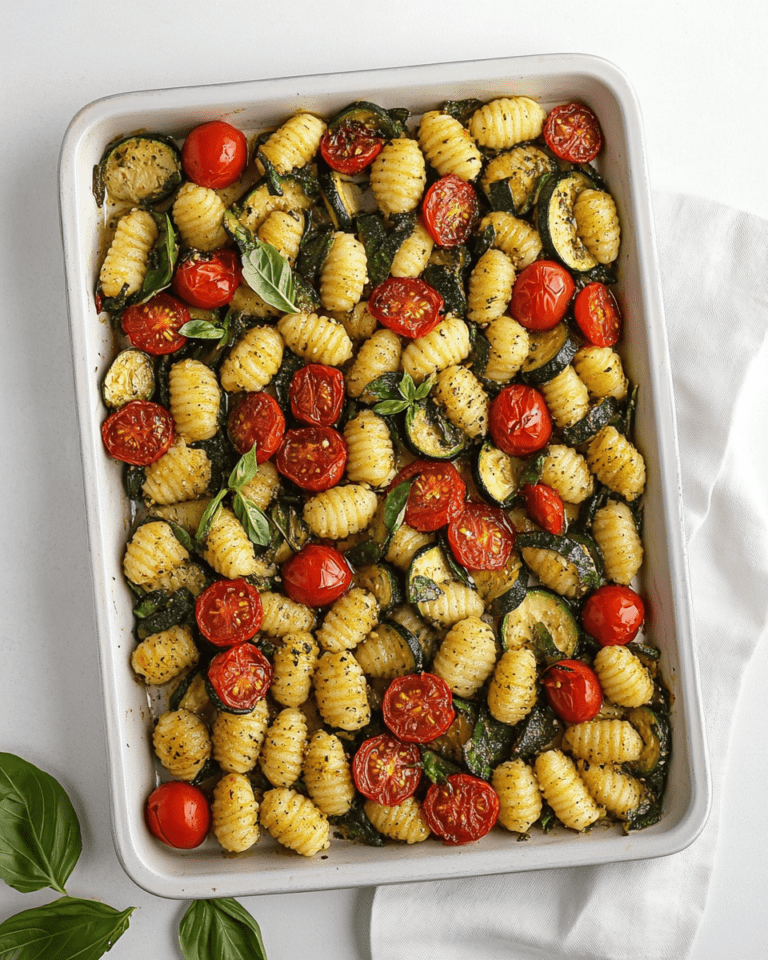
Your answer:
1,2 -> 767,958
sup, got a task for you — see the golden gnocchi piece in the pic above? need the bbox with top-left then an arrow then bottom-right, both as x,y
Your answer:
534,749 -> 604,831
201,506 -> 259,579
487,647 -> 538,725
561,719 -> 644,764
277,311 -> 354,367
313,651 -> 371,731
573,188 -> 621,264
492,759 -> 543,834
401,315 -> 471,384
259,707 -> 309,788
303,484 -> 379,540
219,325 -> 284,393
370,137 -> 427,215
212,773 -> 260,853
390,220 -> 434,278
483,315 -> 530,383
573,345 -> 628,400
152,709 -> 211,782
123,520 -> 189,589
141,440 -> 211,506
131,624 -> 198,685
168,358 -> 221,443
257,209 -> 305,265
259,591 -> 317,637
540,365 -> 591,429
317,587 -> 380,653
260,787 -> 330,857
479,211 -> 542,269
417,110 -> 483,181
257,112 -> 327,175
520,545 -> 583,600
434,365 -> 489,439
418,581 -> 486,629
467,248 -> 516,325
383,523 -> 436,572
99,208 -> 158,300
319,231 -> 368,313
594,645 -> 654,708
172,182 -> 228,251
344,410 -> 397,488
469,96 -> 547,150
538,444 -> 595,505
270,633 -> 319,708
336,300 -> 378,343
238,460 -> 281,512
346,328 -> 402,399
231,180 -> 314,234
577,761 -> 644,818
354,622 -> 418,680
212,700 -> 270,774
303,730 -> 356,817
364,797 -> 431,844
592,500 -> 644,585
586,425 -> 647,502
432,616 -> 497,697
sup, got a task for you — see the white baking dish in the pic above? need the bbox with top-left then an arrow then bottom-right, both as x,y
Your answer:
59,54 -> 711,899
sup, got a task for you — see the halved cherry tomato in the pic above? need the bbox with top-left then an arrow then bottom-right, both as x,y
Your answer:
582,584 -> 645,646
447,502 -> 515,571
352,733 -> 422,806
275,426 -> 347,491
281,544 -> 353,607
206,642 -> 272,713
510,261 -> 575,331
543,103 -> 604,164
320,119 -> 384,174
542,659 -> 603,724
289,364 -> 346,427
101,400 -> 174,466
382,673 -> 456,743
573,283 -> 623,347
171,250 -> 242,309
182,120 -> 248,189
121,292 -> 189,356
489,384 -> 552,457
521,483 -> 565,535
389,459 -> 466,532
368,277 -> 444,339
227,392 -> 286,460
195,578 -> 264,647
423,773 -> 500,845
145,781 -> 210,849
421,174 -> 480,248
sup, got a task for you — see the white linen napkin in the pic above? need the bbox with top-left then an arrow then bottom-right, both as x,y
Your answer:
370,192 -> 768,960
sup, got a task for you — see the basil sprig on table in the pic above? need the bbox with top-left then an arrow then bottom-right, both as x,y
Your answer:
179,897 -> 268,960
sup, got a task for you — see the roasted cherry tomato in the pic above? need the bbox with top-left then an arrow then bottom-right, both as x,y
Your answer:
447,502 -> 515,571
510,261 -> 575,331
389,459 -> 466,532
182,120 -> 248,189
382,673 -> 456,743
171,250 -> 242,309
319,119 -> 384,174
145,781 -> 210,849
543,102 -> 604,163
352,733 -> 422,806
227,391 -> 286,460
275,426 -> 347,491
521,483 -> 565,535
206,642 -> 273,713
101,400 -> 174,466
289,364 -> 346,427
421,173 -> 480,248
121,292 -> 189,356
542,659 -> 603,724
281,544 -> 353,607
582,584 -> 645,646
423,773 -> 500,845
368,277 -> 444,339
489,384 -> 552,457
195,578 -> 264,647
573,283 -> 623,347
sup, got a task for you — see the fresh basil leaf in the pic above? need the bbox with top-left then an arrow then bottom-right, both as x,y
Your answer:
398,372 -> 416,402
361,372 -> 402,403
372,399 -> 409,416
420,748 -> 461,786
0,897 -> 134,960
140,213 -> 178,301
344,538 -> 384,567
169,521 -> 195,553
233,492 -> 271,546
195,488 -> 228,544
383,479 -> 413,535
179,319 -> 227,340
228,445 -> 260,491
0,754 -> 82,895
413,374 -> 435,401
179,898 -> 267,960
240,239 -> 298,314
408,575 -> 444,603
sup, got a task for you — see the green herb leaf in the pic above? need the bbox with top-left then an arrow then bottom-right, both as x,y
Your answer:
241,239 -> 298,314
179,898 -> 267,960
140,213 -> 178,300
413,374 -> 436,401
0,896 -> 134,960
233,492 -> 271,546
195,488 -> 228,544
383,479 -> 413,535
399,372 -> 416,402
169,521 -> 195,553
463,706 -> 517,781
372,399 -> 409,416
408,575 -> 444,604
228,445 -> 260,491
420,749 -> 461,786
0,754 -> 82,895
179,319 -> 227,340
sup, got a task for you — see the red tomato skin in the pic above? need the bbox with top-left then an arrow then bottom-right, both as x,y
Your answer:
282,545 -> 353,607
367,277 -> 444,339
121,293 -> 189,356
421,174 -> 480,248
195,578 -> 264,647
447,502 -> 515,571
382,673 -> 456,743
389,460 -> 466,532
275,426 -> 347,491
352,733 -> 422,806
582,585 -> 645,646
542,660 -> 603,724
182,120 -> 248,189
573,283 -> 623,347
101,400 -> 174,466
289,364 -> 346,427
510,261 -> 575,331
489,385 -> 553,457
543,103 -> 604,163
227,392 -> 286,460
423,773 -> 500,845
145,782 -> 210,849
171,250 -> 242,309
207,642 -> 273,712
320,121 -> 384,174
521,483 -> 565,535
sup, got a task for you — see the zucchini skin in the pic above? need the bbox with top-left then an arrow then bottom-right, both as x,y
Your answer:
537,170 -> 599,273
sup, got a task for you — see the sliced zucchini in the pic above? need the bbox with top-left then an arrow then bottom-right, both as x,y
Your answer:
325,100 -> 405,140
509,703 -> 562,759
625,706 -> 671,778
353,562 -> 404,614
521,324 -> 579,386
474,440 -> 527,507
481,144 -> 558,216
101,349 -> 155,409
379,618 -> 425,673
537,169 -> 600,273
500,587 -> 580,657
405,400 -> 468,460
406,543 -> 454,601
318,160 -> 362,232
423,247 -> 469,318
94,133 -> 182,206
356,212 -> 418,288
388,604 -> 440,662
516,531 -> 601,592
470,549 -> 527,616
560,396 -> 622,447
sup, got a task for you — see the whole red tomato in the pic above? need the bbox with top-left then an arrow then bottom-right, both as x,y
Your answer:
582,585 -> 645,646
172,250 -> 242,309
423,773 -> 500,845
447,502 -> 515,571
145,781 -> 210,849
573,283 -> 623,347
521,483 -> 565,535
289,364 -> 346,427
510,261 -> 575,331
227,391 -> 286,460
281,544 -> 353,607
389,460 -> 466,532
182,120 -> 248,189
381,673 -> 455,743
489,384 -> 552,457
542,660 -> 603,724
